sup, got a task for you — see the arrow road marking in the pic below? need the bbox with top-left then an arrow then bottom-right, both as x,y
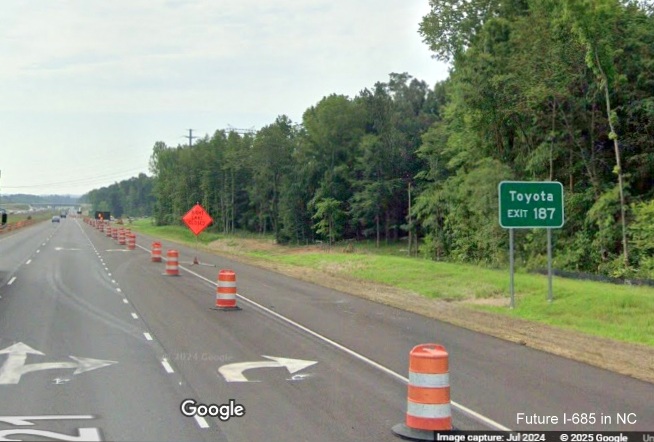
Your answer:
134,242 -> 511,431
218,356 -> 317,382
0,415 -> 94,426
0,342 -> 117,385
0,428 -> 101,441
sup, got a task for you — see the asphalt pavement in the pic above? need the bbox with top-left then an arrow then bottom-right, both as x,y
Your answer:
0,218 -> 652,441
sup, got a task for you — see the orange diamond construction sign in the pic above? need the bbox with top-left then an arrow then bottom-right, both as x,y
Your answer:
183,204 -> 213,236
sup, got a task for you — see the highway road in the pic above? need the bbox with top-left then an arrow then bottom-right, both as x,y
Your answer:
0,218 -> 652,441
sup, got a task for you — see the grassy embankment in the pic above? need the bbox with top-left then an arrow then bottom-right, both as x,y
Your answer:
129,218 -> 654,347
1,211 -> 53,227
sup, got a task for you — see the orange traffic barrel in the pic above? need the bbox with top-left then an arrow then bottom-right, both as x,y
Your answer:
106,225 -> 112,237
213,269 -> 240,310
118,229 -> 126,245
111,227 -> 118,240
151,242 -> 162,262
392,344 -> 451,440
127,233 -> 136,250
165,250 -> 179,276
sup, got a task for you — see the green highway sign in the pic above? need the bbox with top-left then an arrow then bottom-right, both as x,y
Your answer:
498,181 -> 564,229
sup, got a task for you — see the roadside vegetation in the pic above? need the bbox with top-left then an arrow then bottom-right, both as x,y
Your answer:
83,1 -> 654,283
4,211 -> 52,225
130,219 -> 654,347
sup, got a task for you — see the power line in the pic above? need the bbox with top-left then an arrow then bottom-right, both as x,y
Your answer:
3,167 -> 147,189
225,125 -> 256,135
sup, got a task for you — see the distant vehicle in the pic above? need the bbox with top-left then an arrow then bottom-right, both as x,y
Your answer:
52,215 -> 60,223
60,212 -> 67,218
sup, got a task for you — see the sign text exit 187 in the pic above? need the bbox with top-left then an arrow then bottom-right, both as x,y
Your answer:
498,181 -> 564,229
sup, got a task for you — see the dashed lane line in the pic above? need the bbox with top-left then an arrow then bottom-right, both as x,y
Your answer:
134,243 -> 511,431
161,358 -> 175,374
194,416 -> 209,429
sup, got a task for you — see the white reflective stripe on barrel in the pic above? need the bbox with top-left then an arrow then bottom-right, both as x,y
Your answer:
409,372 -> 449,388
218,281 -> 236,287
406,401 -> 451,419
216,293 -> 235,299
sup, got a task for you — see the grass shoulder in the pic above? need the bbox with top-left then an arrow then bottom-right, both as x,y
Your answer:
129,219 -> 654,348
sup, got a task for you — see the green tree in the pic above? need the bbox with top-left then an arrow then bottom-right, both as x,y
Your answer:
311,197 -> 344,247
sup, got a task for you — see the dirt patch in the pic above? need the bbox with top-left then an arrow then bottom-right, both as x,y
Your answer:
205,239 -> 654,384
463,297 -> 510,307
208,238 -> 280,254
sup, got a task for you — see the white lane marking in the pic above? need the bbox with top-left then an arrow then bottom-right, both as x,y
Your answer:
0,415 -> 94,425
0,342 -> 117,385
161,358 -> 174,374
42,243 -> 46,246
194,415 -> 209,429
131,313 -> 138,319
7,277 -> 16,286
25,259 -> 32,265
219,357 -> 317,382
143,333 -> 153,341
133,243 -> 506,428
0,427 -> 101,441
176,261 -> 511,431
116,288 -> 122,293
123,299 -> 129,304
112,280 -> 117,284
36,250 -> 40,254
108,273 -> 112,277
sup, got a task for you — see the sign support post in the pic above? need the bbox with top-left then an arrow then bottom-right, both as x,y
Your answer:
499,181 -> 564,307
547,228 -> 553,303
509,228 -> 515,309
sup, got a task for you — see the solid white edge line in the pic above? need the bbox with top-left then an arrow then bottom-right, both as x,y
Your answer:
143,332 -> 153,341
7,277 -> 17,286
194,415 -> 209,429
161,358 -> 174,374
176,262 -> 512,431
134,243 -> 511,431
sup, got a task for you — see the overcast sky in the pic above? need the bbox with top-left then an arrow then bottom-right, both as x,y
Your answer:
0,0 -> 449,197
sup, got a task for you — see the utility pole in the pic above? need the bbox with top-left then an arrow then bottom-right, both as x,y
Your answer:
186,129 -> 196,147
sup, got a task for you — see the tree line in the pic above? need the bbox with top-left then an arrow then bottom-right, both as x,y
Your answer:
85,0 -> 654,278
82,173 -> 154,218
